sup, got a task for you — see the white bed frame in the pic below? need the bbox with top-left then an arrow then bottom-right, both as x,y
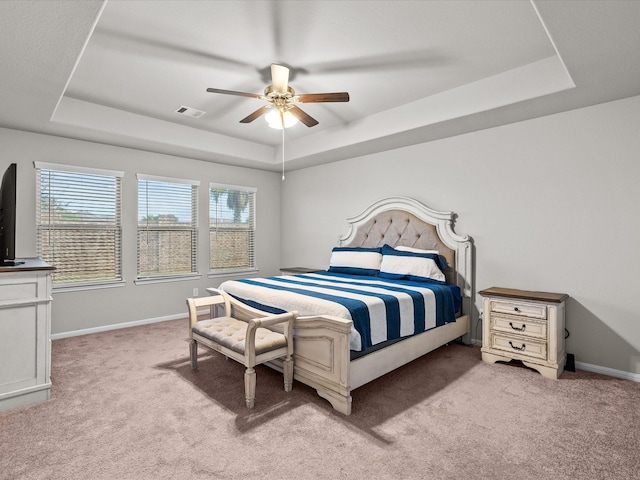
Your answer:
225,197 -> 474,415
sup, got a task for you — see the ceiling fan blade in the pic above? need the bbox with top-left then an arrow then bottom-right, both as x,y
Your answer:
98,28 -> 258,73
297,92 -> 350,103
289,106 -> 319,127
206,88 -> 261,99
302,50 -> 447,75
239,106 -> 270,123
271,64 -> 289,93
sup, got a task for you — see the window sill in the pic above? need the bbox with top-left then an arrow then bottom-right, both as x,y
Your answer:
53,281 -> 126,293
135,273 -> 202,285
208,268 -> 258,279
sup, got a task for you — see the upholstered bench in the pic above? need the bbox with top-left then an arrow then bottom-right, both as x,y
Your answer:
186,290 -> 297,409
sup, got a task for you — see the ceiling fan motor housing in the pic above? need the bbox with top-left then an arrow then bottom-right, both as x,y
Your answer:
264,85 -> 295,99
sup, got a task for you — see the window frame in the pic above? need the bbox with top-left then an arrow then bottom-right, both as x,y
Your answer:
208,182 -> 257,277
34,161 -> 124,292
135,173 -> 200,284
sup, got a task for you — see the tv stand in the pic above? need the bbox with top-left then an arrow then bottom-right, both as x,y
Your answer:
0,258 -> 55,412
0,260 -> 25,267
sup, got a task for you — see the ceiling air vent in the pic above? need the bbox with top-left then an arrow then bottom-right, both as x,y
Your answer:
175,106 -> 206,118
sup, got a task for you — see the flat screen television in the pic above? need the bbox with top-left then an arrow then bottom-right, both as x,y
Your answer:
0,163 -> 23,266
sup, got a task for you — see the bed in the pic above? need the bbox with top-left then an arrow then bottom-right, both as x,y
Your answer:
216,196 -> 474,415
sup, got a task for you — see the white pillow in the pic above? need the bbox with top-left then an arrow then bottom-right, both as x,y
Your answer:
380,245 -> 446,282
395,246 -> 439,255
328,247 -> 382,276
380,255 -> 445,282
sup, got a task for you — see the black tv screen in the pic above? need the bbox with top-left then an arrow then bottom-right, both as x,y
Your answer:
0,163 -> 21,266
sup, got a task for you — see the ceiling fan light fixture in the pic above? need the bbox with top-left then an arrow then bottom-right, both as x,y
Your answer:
265,109 -> 298,129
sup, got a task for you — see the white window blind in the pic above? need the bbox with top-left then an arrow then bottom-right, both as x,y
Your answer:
35,162 -> 123,287
137,174 -> 199,280
209,184 -> 256,273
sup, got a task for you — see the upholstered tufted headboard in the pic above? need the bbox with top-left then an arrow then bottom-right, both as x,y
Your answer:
338,197 -> 473,298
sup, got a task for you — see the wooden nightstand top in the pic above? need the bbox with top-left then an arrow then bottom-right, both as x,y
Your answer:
478,286 -> 569,303
280,267 -> 323,274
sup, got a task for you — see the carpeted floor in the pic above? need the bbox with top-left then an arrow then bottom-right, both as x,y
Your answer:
1,319 -> 638,480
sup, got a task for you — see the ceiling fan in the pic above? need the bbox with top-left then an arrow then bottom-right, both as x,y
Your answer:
206,64 -> 349,128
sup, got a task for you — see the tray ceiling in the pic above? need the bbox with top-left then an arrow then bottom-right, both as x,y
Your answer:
2,1 -> 640,171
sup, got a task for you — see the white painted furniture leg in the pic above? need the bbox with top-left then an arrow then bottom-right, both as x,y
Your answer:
244,367 -> 256,409
189,339 -> 198,369
283,355 -> 293,392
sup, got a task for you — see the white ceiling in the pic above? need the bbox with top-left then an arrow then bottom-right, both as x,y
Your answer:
1,0 -> 640,172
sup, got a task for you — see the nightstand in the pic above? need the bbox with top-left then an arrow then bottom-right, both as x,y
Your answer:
479,287 -> 569,379
279,267 -> 323,275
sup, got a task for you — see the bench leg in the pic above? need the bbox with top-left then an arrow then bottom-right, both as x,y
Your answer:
189,339 -> 198,370
244,367 -> 256,409
283,355 -> 294,392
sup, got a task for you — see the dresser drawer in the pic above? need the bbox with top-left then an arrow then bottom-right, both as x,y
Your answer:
491,314 -> 547,340
490,333 -> 547,361
488,299 -> 547,320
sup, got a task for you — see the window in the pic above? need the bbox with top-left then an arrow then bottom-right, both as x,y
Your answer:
137,174 -> 199,281
209,184 -> 256,274
35,162 -> 123,288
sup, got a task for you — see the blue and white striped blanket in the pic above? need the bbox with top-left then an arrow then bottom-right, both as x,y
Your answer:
219,272 -> 460,352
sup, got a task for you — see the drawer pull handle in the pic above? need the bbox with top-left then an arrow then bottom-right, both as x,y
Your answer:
509,341 -> 526,351
513,307 -> 520,312
509,322 -> 526,332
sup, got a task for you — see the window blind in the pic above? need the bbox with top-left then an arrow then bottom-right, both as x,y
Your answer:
35,162 -> 123,287
137,174 -> 199,279
209,183 -> 256,273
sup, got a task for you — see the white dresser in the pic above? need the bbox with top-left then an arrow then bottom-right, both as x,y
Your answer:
479,287 -> 569,379
0,259 -> 55,412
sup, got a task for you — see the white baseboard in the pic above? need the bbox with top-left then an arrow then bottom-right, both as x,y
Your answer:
50,313 -> 186,340
575,361 -> 640,383
471,339 -> 639,382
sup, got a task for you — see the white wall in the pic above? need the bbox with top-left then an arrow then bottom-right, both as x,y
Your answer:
281,95 -> 640,376
0,128 -> 282,335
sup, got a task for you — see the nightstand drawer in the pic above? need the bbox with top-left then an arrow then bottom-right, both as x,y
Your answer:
489,299 -> 547,320
491,314 -> 547,340
490,333 -> 547,361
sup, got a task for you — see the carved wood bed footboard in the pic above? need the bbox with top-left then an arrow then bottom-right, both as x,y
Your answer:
225,298 -> 354,414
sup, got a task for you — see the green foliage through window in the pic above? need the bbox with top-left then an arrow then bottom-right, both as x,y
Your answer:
137,175 -> 199,279
210,185 -> 256,272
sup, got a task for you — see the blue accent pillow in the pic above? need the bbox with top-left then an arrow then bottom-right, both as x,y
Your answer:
328,247 -> 382,276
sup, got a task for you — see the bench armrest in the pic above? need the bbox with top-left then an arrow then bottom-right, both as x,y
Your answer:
245,311 -> 298,364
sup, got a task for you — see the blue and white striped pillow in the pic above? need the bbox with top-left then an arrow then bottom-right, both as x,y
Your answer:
328,247 -> 382,276
380,244 -> 447,282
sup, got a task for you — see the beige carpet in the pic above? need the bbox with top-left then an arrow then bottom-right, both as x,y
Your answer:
1,319 -> 638,480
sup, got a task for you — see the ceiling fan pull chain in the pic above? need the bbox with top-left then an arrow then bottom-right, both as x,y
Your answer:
282,127 -> 285,181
